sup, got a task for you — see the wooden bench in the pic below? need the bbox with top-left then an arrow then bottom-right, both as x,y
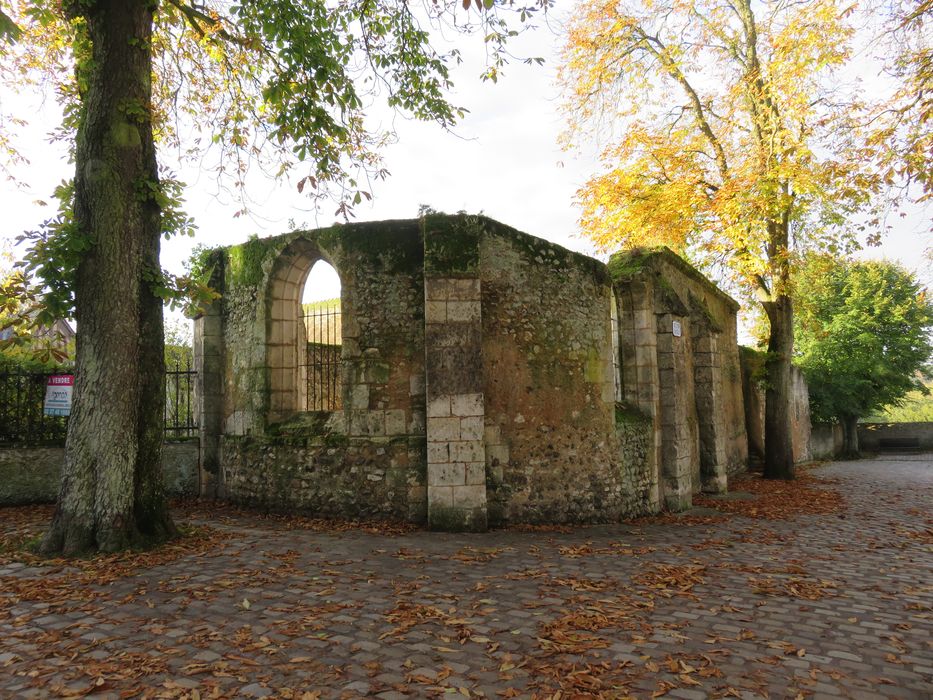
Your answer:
877,437 -> 922,453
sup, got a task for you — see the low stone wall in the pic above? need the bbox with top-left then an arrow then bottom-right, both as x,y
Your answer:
811,423 -> 843,460
220,434 -> 427,522
858,422 -> 933,452
0,441 -> 200,506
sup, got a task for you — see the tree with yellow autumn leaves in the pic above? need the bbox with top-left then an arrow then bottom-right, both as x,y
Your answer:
560,0 -> 929,480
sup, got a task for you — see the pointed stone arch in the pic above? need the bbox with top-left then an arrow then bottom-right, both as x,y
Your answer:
266,237 -> 341,422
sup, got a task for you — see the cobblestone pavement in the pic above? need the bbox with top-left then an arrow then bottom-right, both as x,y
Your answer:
1,456 -> 931,699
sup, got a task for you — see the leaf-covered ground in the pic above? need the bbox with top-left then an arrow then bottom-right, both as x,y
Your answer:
1,457 -> 931,699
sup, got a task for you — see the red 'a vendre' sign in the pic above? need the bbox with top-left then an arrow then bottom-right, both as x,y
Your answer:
44,375 -> 74,417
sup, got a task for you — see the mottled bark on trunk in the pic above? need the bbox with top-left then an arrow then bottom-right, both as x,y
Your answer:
762,294 -> 796,480
43,0 -> 174,555
841,415 -> 859,458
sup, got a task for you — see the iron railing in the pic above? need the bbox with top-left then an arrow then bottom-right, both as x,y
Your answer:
165,361 -> 198,438
300,304 -> 342,411
0,370 -> 70,445
0,363 -> 198,446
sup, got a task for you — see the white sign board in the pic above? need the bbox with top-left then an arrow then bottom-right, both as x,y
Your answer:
44,375 -> 74,416
672,320 -> 682,337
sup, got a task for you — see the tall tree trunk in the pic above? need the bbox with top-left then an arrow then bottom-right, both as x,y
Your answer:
763,294 -> 796,479
43,0 -> 174,555
761,214 -> 796,481
840,414 -> 859,458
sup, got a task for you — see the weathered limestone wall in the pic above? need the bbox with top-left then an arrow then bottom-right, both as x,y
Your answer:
655,311 -> 700,509
197,217 -> 750,529
194,251 -> 225,497
0,442 -> 199,505
811,423 -> 843,460
614,279 -> 663,508
610,248 -> 747,510
739,348 -> 812,464
476,219 -> 657,525
739,347 -> 766,469
208,222 -> 428,520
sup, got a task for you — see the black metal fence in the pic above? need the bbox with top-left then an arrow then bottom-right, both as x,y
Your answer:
300,304 -> 342,412
0,370 -> 70,446
0,363 -> 198,446
165,361 -> 198,438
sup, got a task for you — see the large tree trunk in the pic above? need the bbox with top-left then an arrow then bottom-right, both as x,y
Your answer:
43,0 -> 175,555
759,205 -> 797,481
840,414 -> 859,458
762,294 -> 796,480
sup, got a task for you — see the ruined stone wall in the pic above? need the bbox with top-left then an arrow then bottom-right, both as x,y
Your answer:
198,217 -> 750,529
207,222 -> 428,520
609,248 -> 747,510
739,346 -> 766,468
421,216 -> 488,531
476,220 -> 657,525
220,434 -> 425,520
649,256 -> 747,478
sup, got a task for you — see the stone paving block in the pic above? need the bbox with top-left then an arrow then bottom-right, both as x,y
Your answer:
1,457 -> 931,699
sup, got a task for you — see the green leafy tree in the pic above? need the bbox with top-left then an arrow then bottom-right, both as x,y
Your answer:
867,384 -> 933,422
795,255 -> 933,455
0,0 -> 546,554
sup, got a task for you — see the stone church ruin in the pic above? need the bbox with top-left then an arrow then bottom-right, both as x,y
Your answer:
194,215 -> 750,531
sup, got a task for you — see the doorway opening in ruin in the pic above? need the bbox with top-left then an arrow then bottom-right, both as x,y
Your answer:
299,260 -> 342,412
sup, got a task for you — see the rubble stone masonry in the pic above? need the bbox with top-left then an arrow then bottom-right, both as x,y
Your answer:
195,216 -> 751,531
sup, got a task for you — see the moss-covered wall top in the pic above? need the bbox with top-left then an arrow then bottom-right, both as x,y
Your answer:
608,247 -> 740,313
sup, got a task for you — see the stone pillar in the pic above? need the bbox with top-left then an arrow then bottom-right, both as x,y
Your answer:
423,278 -> 487,531
422,218 -> 487,531
193,257 -> 225,498
693,330 -> 728,493
656,313 -> 695,511
616,280 -> 662,511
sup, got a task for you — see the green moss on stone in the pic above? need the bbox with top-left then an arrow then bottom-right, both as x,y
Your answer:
480,215 -> 610,286
615,401 -> 650,426
422,214 -> 482,276
228,234 -> 270,287
584,348 -> 604,383
266,411 -> 332,437
656,276 -> 690,316
689,293 -> 723,332
322,220 -> 423,274
607,248 -> 659,281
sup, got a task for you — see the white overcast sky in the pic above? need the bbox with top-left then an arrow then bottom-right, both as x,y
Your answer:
1,5 -> 929,318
